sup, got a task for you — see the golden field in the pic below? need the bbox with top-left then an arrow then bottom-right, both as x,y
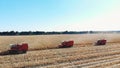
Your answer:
0,34 -> 120,68
0,34 -> 120,51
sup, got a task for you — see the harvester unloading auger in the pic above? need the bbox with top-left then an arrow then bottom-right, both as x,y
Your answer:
0,43 -> 28,55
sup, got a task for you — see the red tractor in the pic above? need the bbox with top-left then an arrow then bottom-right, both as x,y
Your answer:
8,43 -> 28,54
95,39 -> 107,45
59,40 -> 74,48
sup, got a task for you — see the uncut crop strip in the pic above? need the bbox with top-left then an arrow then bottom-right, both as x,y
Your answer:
0,34 -> 120,51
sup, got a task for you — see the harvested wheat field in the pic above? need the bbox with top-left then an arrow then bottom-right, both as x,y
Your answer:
0,34 -> 120,68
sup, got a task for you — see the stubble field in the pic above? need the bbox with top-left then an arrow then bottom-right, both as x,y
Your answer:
0,34 -> 120,68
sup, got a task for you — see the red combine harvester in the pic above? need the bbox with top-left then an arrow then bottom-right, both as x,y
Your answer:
8,43 -> 28,54
59,40 -> 74,48
95,39 -> 107,45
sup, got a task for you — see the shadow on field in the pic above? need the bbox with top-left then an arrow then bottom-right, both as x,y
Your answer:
0,50 -> 25,56
0,50 -> 12,56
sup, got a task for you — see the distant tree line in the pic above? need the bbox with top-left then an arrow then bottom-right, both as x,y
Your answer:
0,31 -> 119,36
0,31 -> 90,36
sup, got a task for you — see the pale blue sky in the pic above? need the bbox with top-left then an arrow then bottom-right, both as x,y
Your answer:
0,0 -> 120,31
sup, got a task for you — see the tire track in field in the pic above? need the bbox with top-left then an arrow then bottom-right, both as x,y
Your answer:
67,55 -> 120,68
26,43 -> 120,67
40,54 -> 120,68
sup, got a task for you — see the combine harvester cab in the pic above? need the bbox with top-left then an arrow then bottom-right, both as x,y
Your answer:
95,39 -> 107,45
59,40 -> 74,48
9,43 -> 28,54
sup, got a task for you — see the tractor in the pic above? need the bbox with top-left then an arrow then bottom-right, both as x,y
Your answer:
59,40 -> 74,48
95,39 -> 107,45
8,43 -> 28,54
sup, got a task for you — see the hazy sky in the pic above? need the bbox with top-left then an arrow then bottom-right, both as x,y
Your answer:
0,0 -> 120,31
